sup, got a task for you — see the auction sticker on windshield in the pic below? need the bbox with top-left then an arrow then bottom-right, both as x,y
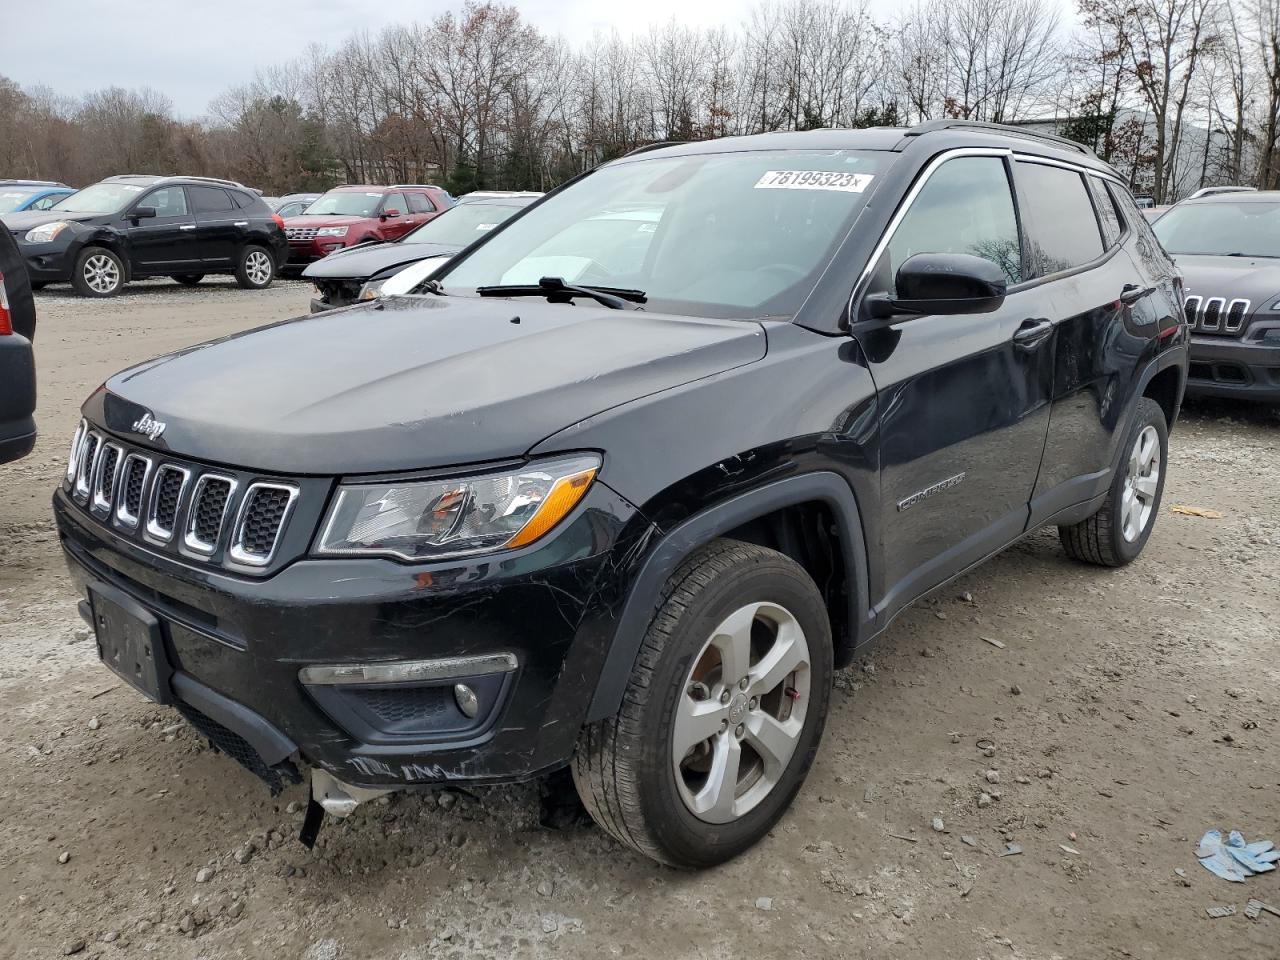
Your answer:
754,170 -> 874,192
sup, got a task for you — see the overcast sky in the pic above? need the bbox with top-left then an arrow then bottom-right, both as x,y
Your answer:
2,0 -> 1075,118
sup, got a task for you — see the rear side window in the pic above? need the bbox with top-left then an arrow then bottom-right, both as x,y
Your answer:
1016,162 -> 1104,274
381,192 -> 408,216
190,186 -> 236,214
879,155 -> 1024,291
406,193 -> 436,213
1088,177 -> 1124,248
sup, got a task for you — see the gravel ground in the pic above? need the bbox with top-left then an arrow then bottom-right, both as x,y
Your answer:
2,278 -> 1278,959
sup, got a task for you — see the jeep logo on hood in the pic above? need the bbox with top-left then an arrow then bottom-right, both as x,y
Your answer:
131,412 -> 167,441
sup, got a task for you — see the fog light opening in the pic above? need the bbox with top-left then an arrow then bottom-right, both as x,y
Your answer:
454,683 -> 479,719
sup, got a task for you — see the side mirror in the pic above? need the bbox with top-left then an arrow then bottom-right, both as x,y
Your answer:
382,208 -> 401,219
866,253 -> 1007,320
129,206 -> 157,221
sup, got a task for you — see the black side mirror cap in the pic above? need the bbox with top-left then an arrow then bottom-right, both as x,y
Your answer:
867,253 -> 1008,319
129,206 -> 157,221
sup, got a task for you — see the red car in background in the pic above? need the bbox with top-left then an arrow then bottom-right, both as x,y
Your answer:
283,184 -> 453,270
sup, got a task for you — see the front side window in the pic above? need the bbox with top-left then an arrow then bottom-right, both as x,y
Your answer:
381,192 -> 408,216
440,149 -> 884,319
878,155 -> 1023,293
1016,162 -> 1104,274
139,186 -> 189,218
1153,199 -> 1280,258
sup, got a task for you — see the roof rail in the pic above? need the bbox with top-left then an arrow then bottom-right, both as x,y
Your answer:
390,183 -> 443,190
0,179 -> 69,187
171,175 -> 249,189
904,120 -> 1096,158
622,141 -> 687,158
104,173 -> 167,181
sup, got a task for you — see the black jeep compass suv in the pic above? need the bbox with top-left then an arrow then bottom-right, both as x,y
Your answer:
4,175 -> 287,297
53,122 -> 1187,868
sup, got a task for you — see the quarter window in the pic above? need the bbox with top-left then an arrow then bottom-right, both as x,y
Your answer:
879,156 -> 1023,293
1016,162 -> 1104,274
139,186 -> 188,218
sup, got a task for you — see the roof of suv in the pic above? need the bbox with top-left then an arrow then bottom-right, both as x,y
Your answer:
102,173 -> 261,193
327,184 -> 445,193
1179,190 -> 1280,204
620,121 -> 1123,181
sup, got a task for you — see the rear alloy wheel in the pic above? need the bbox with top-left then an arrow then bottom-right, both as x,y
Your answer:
72,247 -> 124,298
573,539 -> 833,868
174,274 -> 204,286
1059,396 -> 1168,566
235,246 -> 274,289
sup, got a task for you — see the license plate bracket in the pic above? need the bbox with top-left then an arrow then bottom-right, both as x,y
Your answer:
89,581 -> 173,704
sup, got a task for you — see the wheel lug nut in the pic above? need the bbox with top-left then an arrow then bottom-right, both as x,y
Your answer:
720,690 -> 731,705
749,697 -> 759,710
735,724 -> 745,739
738,677 -> 749,691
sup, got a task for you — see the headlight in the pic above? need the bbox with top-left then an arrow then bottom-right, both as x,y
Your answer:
357,279 -> 385,301
316,226 -> 348,237
25,221 -> 69,243
316,454 -> 600,561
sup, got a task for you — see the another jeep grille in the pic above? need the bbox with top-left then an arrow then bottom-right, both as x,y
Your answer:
1184,295 -> 1249,336
62,426 -> 303,573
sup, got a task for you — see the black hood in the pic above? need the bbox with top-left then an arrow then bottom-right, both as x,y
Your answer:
1174,253 -> 1280,307
301,241 -> 458,281
91,296 -> 767,475
1,209 -> 99,232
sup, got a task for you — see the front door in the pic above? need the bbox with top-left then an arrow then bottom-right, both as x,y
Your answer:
125,186 -> 198,273
853,153 -> 1054,619
378,192 -> 415,240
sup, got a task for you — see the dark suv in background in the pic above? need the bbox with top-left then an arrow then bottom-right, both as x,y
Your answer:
2,175 -> 287,297
1153,191 -> 1280,402
283,184 -> 453,271
0,226 -> 36,464
53,122 -> 1186,869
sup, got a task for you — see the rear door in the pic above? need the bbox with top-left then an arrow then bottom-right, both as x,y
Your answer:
1015,161 -> 1156,523
125,185 -> 198,273
855,152 -> 1055,615
406,191 -> 439,229
189,185 -> 241,267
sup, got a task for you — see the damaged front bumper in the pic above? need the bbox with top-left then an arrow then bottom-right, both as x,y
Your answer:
54,483 -> 650,796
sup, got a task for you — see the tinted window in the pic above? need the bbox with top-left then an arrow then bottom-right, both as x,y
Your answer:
1016,162 -> 1104,274
382,192 -> 408,216
140,186 -> 188,218
190,185 -> 236,213
406,192 -> 435,213
879,156 -> 1023,291
1089,177 -> 1123,247
231,191 -> 259,210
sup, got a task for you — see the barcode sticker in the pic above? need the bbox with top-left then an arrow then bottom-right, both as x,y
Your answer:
754,170 -> 874,192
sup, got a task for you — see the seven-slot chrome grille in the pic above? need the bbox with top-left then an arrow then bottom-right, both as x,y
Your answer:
63,420 -> 299,571
1183,295 -> 1250,336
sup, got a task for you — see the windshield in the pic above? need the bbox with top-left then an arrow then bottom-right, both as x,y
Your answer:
404,203 -> 524,246
51,182 -> 148,214
1154,201 -> 1280,258
439,149 -> 884,319
302,191 -> 383,217
0,189 -> 41,213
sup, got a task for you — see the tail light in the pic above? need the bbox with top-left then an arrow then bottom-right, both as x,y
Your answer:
273,214 -> 285,229
0,272 -> 12,336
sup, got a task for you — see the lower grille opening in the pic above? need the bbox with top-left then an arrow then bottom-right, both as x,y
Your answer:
176,703 -> 301,794
1214,363 -> 1249,384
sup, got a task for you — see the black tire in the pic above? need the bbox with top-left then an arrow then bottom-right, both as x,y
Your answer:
1059,397 -> 1169,566
30,282 -> 46,291
173,274 -> 204,286
71,246 -> 125,298
234,245 -> 275,289
572,538 -> 833,868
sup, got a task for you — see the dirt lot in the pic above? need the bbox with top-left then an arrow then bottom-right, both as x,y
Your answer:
1,278 -> 1278,959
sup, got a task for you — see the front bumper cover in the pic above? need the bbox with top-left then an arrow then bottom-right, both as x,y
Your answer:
54,480 -> 651,791
1186,335 -> 1280,401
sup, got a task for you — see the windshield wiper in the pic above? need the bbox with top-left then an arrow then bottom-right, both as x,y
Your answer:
476,276 -> 647,310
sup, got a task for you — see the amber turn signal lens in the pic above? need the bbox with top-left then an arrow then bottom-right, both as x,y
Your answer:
505,467 -> 598,549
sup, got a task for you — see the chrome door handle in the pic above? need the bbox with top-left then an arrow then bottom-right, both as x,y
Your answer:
234,221 -> 249,227
179,224 -> 196,231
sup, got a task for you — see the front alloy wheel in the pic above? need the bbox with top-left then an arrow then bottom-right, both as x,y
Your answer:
73,246 -> 124,297
674,602 -> 810,823
573,539 -> 832,868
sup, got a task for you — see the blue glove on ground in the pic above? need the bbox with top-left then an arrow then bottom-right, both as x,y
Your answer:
1197,830 -> 1280,883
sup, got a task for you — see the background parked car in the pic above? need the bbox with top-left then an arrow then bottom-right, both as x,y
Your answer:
303,195 -> 536,310
455,190 -> 542,204
0,226 -> 36,464
3,174 -> 287,297
282,184 -> 453,271
0,180 -> 76,214
269,192 -> 322,219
